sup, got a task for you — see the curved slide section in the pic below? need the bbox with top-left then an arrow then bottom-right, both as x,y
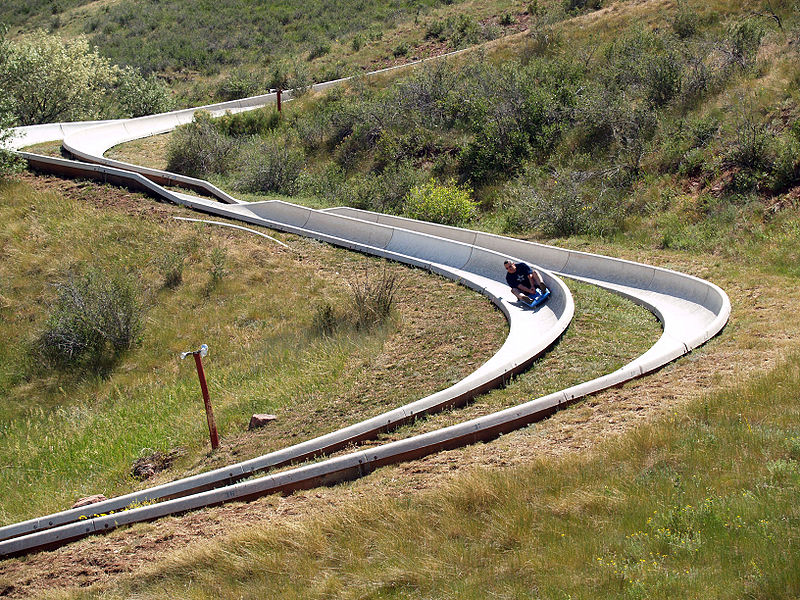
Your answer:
0,57 -> 729,555
324,209 -> 729,378
0,152 -> 573,554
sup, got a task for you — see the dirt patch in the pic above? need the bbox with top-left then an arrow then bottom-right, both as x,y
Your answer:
131,449 -> 184,482
19,172 -> 187,221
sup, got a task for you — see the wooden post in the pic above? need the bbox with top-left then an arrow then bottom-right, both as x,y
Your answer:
193,352 -> 219,450
277,88 -> 282,113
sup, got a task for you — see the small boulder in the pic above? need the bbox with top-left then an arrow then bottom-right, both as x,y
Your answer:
72,494 -> 108,509
249,414 -> 277,430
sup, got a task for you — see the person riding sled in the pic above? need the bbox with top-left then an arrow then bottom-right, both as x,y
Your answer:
504,260 -> 548,304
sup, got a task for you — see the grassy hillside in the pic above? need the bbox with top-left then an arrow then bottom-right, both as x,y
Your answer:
1,0 -> 531,103
67,353 -> 800,600
1,0 -> 800,597
113,0 -> 800,277
0,173 -> 508,524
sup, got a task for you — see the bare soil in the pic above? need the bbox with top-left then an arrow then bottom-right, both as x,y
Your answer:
1,171 -> 797,599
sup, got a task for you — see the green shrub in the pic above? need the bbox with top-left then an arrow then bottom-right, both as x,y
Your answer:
724,18 -> 766,68
351,34 -> 365,52
0,103 -> 23,177
113,66 -> 173,118
214,107 -> 281,137
166,111 -> 236,177
393,42 -> 410,57
216,70 -> 263,101
308,40 -> 332,60
505,168 -> 624,237
35,268 -> 144,374
766,135 -> 800,194
499,13 -> 516,26
269,58 -> 312,94
426,19 -> 446,39
237,134 -> 306,196
403,178 -> 476,225
726,112 -> 774,172
0,30 -> 117,124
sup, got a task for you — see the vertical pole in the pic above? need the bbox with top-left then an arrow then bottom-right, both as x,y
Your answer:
277,88 -> 282,113
193,353 -> 219,450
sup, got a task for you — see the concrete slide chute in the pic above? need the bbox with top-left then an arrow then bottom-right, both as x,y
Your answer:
0,62 -> 729,556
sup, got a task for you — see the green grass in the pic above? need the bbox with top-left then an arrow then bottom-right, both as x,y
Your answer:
70,355 -> 800,600
0,175 -> 506,524
0,173 -> 662,528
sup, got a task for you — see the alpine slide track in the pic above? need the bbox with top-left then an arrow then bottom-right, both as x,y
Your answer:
0,56 -> 730,558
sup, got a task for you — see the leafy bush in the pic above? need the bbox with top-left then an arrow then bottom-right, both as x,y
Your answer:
237,134 -> 306,196
269,58 -> 312,94
216,70 -> 264,101
308,40 -> 332,60
403,178 -> 476,225
766,135 -> 800,194
602,27 -> 686,108
726,110 -> 774,172
393,42 -> 410,57
425,14 -> 488,47
724,18 -> 765,68
499,13 -> 516,26
166,111 -> 236,177
114,66 -> 174,118
0,102 -> 23,176
0,30 -> 117,124
35,268 -> 144,374
505,168 -> 624,237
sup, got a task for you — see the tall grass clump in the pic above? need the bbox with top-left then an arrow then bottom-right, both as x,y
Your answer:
346,265 -> 401,329
35,268 -> 145,374
157,249 -> 185,289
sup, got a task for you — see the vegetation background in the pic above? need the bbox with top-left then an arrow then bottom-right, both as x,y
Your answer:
0,0 -> 799,598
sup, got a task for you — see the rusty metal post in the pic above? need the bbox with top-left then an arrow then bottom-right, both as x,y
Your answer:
182,345 -> 219,451
192,352 -> 219,450
276,88 -> 282,113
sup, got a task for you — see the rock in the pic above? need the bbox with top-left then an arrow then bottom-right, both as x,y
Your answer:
71,494 -> 107,509
249,414 -> 277,430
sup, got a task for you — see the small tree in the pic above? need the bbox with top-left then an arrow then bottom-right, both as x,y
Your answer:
0,30 -> 117,125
